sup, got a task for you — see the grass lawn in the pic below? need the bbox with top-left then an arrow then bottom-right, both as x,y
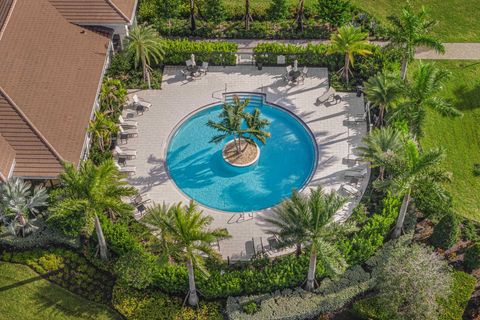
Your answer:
350,0 -> 480,42
0,262 -> 120,320
417,60 -> 480,221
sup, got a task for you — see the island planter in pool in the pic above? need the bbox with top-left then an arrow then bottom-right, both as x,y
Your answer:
222,138 -> 261,173
166,92 -> 317,212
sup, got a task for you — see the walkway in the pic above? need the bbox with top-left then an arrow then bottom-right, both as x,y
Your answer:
124,66 -> 369,261
218,39 -> 480,60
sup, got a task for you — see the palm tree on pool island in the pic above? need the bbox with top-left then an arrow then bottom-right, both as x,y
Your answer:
207,96 -> 271,154
265,187 -> 348,291
143,201 -> 229,306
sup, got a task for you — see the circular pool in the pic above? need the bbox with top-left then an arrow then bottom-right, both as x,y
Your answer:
166,94 -> 317,212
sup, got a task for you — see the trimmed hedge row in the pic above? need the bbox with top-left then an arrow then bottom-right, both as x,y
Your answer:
161,39 -> 238,66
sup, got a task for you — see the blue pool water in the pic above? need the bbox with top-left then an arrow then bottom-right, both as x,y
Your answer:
166,94 -> 316,212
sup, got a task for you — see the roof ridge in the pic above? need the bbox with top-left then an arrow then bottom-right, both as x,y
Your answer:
0,86 -> 65,163
0,0 -> 17,41
105,0 -> 130,23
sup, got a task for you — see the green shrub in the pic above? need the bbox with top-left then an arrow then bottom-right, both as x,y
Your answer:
266,0 -> 289,20
161,39 -> 237,66
430,213 -> 461,249
242,301 -> 259,315
438,271 -> 477,320
352,296 -> 391,320
464,243 -> 480,271
316,0 -> 353,28
462,219 -> 479,242
114,250 -> 156,289
202,0 -> 227,23
414,183 -> 453,221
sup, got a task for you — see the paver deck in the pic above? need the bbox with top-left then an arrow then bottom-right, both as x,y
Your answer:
124,66 -> 369,261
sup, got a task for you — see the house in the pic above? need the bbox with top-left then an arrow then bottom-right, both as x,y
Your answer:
0,0 -> 137,182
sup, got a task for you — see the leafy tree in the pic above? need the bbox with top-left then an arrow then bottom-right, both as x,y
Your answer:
430,212 -> 460,249
392,62 -> 461,137
189,0 -> 197,31
125,25 -> 164,89
376,140 -> 451,239
202,0 -> 226,23
49,160 -> 136,260
295,0 -> 305,31
386,2 -> 444,80
157,0 -> 183,19
317,0 -> 352,28
375,243 -> 452,319
244,0 -> 253,30
363,71 -> 401,126
88,111 -> 118,153
265,187 -> 348,291
207,96 -> 270,154
142,201 -> 229,306
267,0 -> 289,20
357,127 -> 404,180
328,25 -> 372,86
0,178 -> 48,237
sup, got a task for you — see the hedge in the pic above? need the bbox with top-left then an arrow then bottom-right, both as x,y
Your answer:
430,213 -> 461,249
161,39 -> 238,66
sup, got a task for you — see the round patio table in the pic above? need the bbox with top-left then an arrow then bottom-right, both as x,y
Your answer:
289,70 -> 302,82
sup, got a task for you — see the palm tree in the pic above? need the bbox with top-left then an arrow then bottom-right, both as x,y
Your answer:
49,160 -> 136,259
0,178 -> 48,237
189,0 -> 196,32
265,187 -> 348,291
376,140 -> 450,238
244,0 -> 253,30
88,111 -> 119,152
391,62 -> 461,137
143,201 -> 229,306
125,25 -> 164,89
295,0 -> 305,31
207,96 -> 270,154
387,3 -> 445,80
328,25 -> 372,86
99,78 -> 127,116
357,127 -> 404,181
363,71 -> 401,126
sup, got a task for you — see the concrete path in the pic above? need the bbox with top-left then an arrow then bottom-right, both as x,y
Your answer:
215,39 -> 480,60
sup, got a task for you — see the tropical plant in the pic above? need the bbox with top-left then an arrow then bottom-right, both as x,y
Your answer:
125,25 -> 164,89
386,2 -> 445,80
207,96 -> 270,154
391,62 -> 461,137
88,111 -> 119,152
142,201 -> 229,306
266,0 -> 288,20
202,0 -> 226,23
317,0 -> 352,28
265,187 -> 348,291
328,25 -> 372,85
363,71 -> 401,126
0,178 -> 48,237
376,140 -> 451,238
49,160 -> 136,260
99,78 -> 127,116
357,127 -> 404,180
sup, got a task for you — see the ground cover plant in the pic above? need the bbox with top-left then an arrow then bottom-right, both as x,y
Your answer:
0,262 -> 119,320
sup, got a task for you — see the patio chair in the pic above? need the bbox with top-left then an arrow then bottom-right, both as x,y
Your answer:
115,162 -> 136,176
114,146 -> 136,159
119,125 -> 138,137
186,59 -> 193,67
130,193 -> 151,206
132,95 -> 151,114
277,55 -> 286,65
344,168 -> 367,179
339,184 -> 361,197
199,62 -> 209,75
317,87 -> 336,104
118,115 -> 137,129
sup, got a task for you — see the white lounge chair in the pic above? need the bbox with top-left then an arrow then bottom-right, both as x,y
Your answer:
340,184 -> 361,197
118,115 -> 137,129
115,162 -> 136,176
132,95 -> 151,114
186,59 -> 194,67
115,146 -> 137,159
200,62 -> 209,75
317,87 -> 336,104
344,168 -> 367,179
119,125 -> 138,137
277,55 -> 286,64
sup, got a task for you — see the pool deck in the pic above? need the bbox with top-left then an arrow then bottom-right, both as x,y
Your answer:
124,65 -> 369,261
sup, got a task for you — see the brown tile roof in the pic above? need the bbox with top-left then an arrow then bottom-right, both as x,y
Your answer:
0,89 -> 63,179
48,0 -> 137,24
0,0 -> 111,178
0,133 -> 15,182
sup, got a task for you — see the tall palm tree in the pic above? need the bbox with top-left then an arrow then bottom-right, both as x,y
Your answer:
265,187 -> 348,291
376,140 -> 450,238
125,25 -> 164,89
49,160 -> 136,259
295,0 -> 305,31
328,25 -> 372,86
363,71 -> 402,126
387,3 -> 445,80
358,127 -> 404,181
88,111 -> 119,152
143,201 -> 229,306
391,62 -> 461,137
0,178 -> 48,237
99,78 -> 127,116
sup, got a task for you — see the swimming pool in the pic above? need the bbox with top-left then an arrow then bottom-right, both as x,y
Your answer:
166,93 -> 317,212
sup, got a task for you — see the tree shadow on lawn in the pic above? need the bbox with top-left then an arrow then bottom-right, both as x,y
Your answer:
452,83 -> 480,111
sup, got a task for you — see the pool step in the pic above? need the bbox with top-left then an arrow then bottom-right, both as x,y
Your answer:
224,94 -> 265,108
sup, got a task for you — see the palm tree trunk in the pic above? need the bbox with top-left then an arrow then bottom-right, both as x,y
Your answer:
401,59 -> 409,81
295,243 -> 302,257
190,0 -> 196,32
379,104 -> 385,126
94,214 -> 108,260
295,0 -> 305,31
244,0 -> 252,30
344,54 -> 350,85
379,166 -> 385,181
392,190 -> 411,239
146,69 -> 152,90
305,250 -> 317,291
186,259 -> 199,306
